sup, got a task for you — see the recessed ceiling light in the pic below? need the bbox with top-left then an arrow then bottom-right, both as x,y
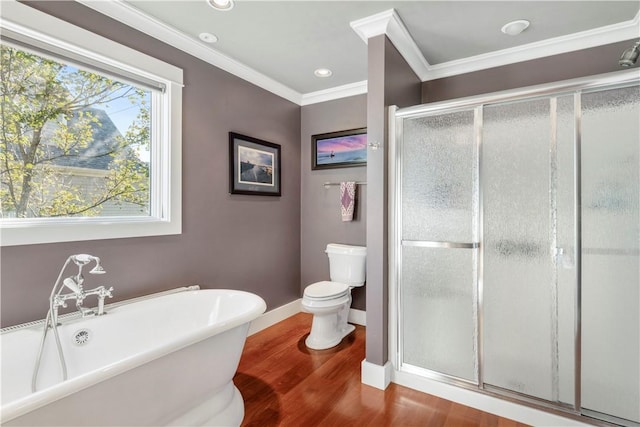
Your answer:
501,19 -> 530,36
199,32 -> 218,43
314,68 -> 333,78
207,0 -> 234,11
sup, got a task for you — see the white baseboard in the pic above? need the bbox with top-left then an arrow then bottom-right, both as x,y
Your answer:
248,298 -> 302,336
361,359 -> 392,390
348,308 -> 366,326
392,370 -> 590,426
248,299 -> 366,335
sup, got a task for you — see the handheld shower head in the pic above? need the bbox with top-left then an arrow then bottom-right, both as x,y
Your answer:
63,277 -> 82,293
619,41 -> 640,67
90,264 -> 106,274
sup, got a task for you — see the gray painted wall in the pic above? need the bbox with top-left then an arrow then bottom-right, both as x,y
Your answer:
300,95 -> 367,311
0,1 -> 301,327
366,36 -> 421,366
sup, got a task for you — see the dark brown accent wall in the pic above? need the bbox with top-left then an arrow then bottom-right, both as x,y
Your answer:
423,40 -> 638,103
366,36 -> 422,366
300,95 -> 367,311
0,1 -> 301,327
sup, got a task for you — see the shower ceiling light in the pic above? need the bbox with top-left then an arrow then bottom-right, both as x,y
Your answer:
314,68 -> 333,78
207,0 -> 234,11
199,32 -> 218,43
501,19 -> 530,36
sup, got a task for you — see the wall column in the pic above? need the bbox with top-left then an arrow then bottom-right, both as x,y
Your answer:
363,35 -> 421,389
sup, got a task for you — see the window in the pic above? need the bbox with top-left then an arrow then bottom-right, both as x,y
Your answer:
0,1 -> 182,246
1,46 -> 153,219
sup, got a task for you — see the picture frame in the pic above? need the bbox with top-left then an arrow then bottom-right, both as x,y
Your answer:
312,127 -> 367,170
229,132 -> 281,196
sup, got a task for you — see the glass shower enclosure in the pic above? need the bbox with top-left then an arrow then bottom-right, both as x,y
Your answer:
391,71 -> 639,425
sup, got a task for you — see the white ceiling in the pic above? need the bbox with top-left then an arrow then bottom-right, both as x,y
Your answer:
80,1 -> 640,105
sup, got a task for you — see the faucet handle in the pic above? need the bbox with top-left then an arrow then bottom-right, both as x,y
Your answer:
95,286 -> 114,316
102,286 -> 114,298
53,295 -> 68,309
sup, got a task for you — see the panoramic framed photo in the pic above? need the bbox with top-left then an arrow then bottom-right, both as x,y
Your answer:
229,132 -> 281,196
312,127 -> 367,170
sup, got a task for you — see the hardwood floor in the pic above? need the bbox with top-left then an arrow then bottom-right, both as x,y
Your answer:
234,313 -> 529,427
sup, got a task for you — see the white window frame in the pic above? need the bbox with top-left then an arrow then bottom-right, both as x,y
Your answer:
0,0 -> 183,246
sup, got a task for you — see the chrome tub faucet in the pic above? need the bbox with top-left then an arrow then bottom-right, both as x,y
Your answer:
82,285 -> 114,316
51,255 -> 113,319
33,254 -> 114,392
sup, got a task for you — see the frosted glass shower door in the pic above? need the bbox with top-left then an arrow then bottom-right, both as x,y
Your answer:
394,73 -> 639,424
482,98 -> 576,402
399,110 -> 478,382
581,85 -> 640,423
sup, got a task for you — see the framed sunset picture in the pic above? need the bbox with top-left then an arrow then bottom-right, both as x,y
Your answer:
312,128 -> 367,170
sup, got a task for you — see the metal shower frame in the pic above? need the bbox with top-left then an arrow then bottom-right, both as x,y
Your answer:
389,68 -> 640,425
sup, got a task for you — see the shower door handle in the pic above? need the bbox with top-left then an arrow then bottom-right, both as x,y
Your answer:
401,240 -> 479,249
554,247 -> 575,268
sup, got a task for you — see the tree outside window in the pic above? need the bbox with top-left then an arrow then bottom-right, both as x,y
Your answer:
0,45 -> 151,219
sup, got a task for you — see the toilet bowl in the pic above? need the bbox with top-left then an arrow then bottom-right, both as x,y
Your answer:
302,244 -> 366,350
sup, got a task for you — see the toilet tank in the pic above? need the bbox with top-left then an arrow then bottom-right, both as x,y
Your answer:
325,243 -> 366,286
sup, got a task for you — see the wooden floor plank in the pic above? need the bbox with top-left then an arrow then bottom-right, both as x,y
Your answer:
235,313 -> 529,427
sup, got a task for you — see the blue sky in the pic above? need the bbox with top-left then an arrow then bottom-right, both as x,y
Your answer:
56,63 -> 145,135
96,91 -> 150,162
100,95 -> 143,135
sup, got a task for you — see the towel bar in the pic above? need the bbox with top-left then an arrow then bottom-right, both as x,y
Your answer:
323,182 -> 367,188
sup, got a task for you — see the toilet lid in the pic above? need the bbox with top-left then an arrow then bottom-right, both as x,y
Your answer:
304,281 -> 349,300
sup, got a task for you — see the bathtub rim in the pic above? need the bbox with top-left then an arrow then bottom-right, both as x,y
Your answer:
1,286 -> 266,423
1,285 -> 202,335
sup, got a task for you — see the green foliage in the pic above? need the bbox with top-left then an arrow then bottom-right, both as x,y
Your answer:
0,45 -> 150,218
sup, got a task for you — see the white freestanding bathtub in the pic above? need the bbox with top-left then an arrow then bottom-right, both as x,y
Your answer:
0,287 -> 266,426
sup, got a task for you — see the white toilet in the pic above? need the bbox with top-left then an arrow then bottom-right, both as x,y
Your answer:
302,243 -> 366,350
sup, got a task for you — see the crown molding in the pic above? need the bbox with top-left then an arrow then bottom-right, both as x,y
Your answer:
425,10 -> 640,80
350,9 -> 393,41
301,80 -> 368,106
72,2 -> 640,104
75,0 -> 303,105
350,9 -> 430,81
351,8 -> 640,82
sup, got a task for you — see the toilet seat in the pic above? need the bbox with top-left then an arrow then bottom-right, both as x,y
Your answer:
303,281 -> 349,301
